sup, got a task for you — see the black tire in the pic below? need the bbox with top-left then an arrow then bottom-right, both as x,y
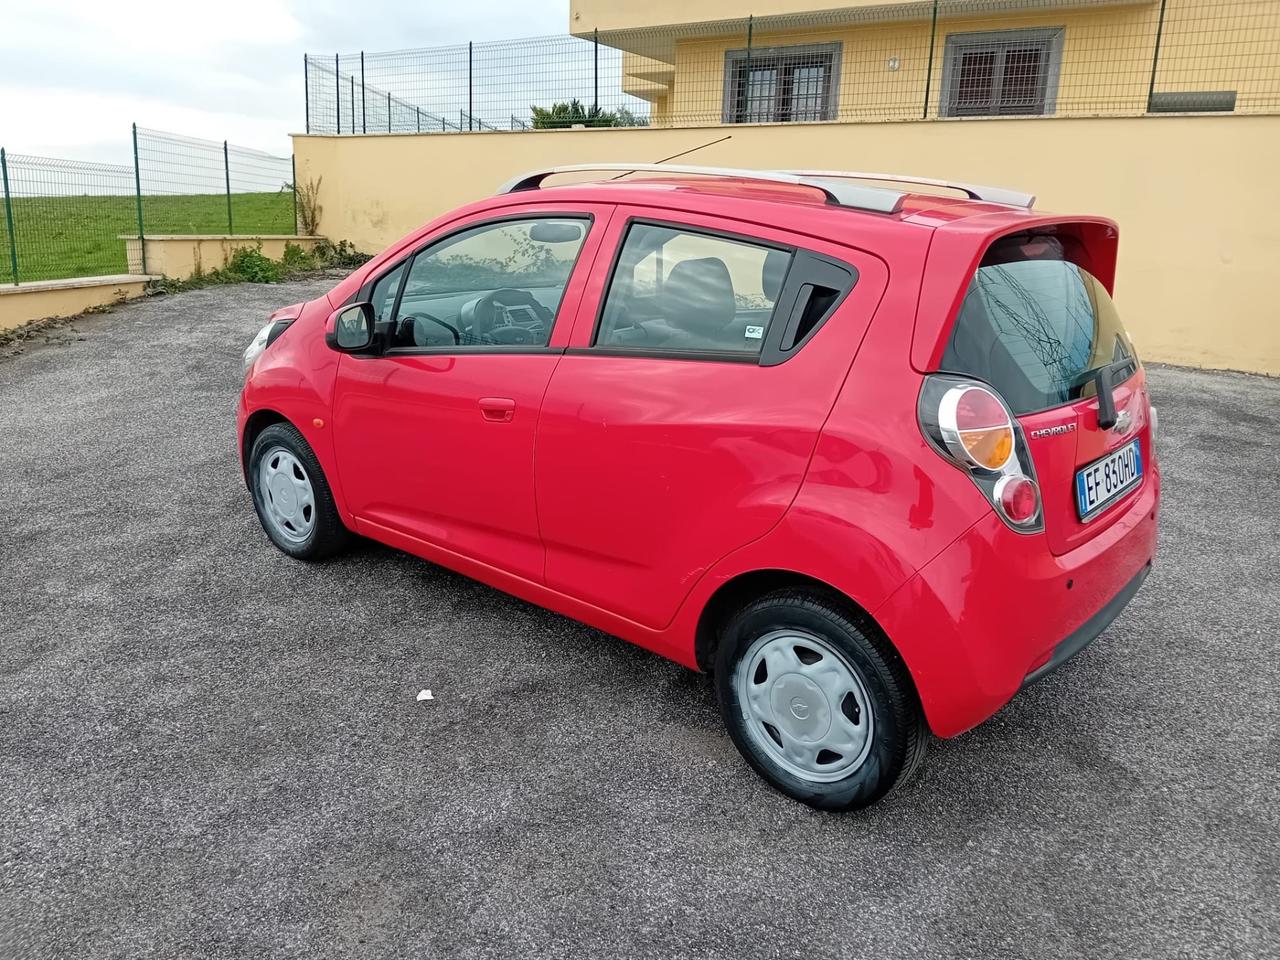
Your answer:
714,589 -> 927,811
248,422 -> 351,561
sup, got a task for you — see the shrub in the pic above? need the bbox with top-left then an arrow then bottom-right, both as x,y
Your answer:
530,99 -> 617,129
224,247 -> 283,283
296,177 -> 323,235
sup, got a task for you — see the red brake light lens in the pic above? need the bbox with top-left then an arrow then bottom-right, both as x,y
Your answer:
997,475 -> 1041,526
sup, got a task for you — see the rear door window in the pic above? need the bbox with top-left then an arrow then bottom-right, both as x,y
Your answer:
940,236 -> 1134,414
594,222 -> 793,357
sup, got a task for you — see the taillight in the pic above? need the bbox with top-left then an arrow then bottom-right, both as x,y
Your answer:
918,376 -> 1043,534
995,475 -> 1041,527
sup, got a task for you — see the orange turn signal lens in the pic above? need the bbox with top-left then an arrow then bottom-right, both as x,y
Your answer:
942,385 -> 1015,471
957,425 -> 1014,470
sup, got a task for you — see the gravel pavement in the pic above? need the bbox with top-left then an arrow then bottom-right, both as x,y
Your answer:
1,279 -> 1277,959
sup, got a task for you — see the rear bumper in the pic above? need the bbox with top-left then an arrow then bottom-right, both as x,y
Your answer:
875,466 -> 1159,738
1019,562 -> 1149,689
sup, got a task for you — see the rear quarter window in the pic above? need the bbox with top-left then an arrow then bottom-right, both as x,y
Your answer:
940,236 -> 1134,414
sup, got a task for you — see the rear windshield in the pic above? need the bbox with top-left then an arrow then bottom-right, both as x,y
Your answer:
940,236 -> 1134,415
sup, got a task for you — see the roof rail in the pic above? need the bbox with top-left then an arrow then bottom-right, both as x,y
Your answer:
497,163 -> 907,215
780,170 -> 1035,208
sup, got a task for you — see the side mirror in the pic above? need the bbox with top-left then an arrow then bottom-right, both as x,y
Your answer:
325,302 -> 375,352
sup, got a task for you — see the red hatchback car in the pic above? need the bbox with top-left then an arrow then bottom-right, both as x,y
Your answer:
239,164 -> 1159,810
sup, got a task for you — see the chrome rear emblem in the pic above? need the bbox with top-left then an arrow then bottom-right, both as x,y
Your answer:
1030,423 -> 1076,439
1112,410 -> 1134,435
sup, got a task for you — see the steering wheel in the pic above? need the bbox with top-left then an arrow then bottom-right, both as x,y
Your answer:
466,288 -> 552,340
398,312 -> 461,346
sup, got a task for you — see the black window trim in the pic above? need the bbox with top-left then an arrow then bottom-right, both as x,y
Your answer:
352,210 -> 596,358
587,216 -> 858,367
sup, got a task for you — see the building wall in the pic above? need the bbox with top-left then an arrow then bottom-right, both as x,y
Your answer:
293,114 -> 1280,374
650,0 -> 1277,124
572,0 -> 911,33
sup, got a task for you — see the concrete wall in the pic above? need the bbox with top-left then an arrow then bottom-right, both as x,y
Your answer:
292,114 -> 1280,374
0,276 -> 152,334
121,235 -> 322,280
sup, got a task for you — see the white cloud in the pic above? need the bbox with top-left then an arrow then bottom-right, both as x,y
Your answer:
0,0 -> 568,160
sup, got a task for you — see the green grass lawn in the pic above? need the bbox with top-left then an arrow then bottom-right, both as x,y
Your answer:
0,191 -> 296,283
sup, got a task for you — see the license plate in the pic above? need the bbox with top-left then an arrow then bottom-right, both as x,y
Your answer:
1075,439 -> 1143,520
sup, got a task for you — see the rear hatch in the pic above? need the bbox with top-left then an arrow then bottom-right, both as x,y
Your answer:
939,233 -> 1152,555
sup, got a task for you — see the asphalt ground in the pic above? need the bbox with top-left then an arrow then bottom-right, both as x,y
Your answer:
1,279 -> 1277,959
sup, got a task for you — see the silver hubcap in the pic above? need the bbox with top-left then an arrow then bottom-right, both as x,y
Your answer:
735,629 -> 875,783
258,446 -> 316,543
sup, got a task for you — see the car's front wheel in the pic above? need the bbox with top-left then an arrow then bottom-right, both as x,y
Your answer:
248,422 -> 350,561
715,589 -> 927,810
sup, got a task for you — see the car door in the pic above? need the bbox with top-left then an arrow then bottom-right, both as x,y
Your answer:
332,204 -> 612,582
534,208 -> 888,629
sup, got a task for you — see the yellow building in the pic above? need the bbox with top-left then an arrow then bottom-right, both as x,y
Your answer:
571,0 -> 1280,126
291,1 -> 1280,373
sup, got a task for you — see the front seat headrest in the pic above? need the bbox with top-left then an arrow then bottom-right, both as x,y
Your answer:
761,249 -> 790,302
660,257 -> 736,336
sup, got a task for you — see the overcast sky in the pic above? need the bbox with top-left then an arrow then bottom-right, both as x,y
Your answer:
0,0 -> 568,165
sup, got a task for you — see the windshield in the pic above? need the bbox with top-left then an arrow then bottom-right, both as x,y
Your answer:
940,236 -> 1134,415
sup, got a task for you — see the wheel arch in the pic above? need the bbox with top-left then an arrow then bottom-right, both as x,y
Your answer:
694,568 -> 906,678
240,408 -> 290,487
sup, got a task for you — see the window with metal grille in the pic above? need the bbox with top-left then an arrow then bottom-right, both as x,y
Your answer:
941,29 -> 1064,117
723,43 -> 841,124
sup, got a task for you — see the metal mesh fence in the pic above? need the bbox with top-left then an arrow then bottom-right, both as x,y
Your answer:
135,127 -> 295,237
306,34 -> 647,134
1,129 -> 296,285
304,0 -> 1280,134
0,151 -> 137,283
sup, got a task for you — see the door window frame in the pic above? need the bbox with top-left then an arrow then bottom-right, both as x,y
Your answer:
354,209 -> 599,357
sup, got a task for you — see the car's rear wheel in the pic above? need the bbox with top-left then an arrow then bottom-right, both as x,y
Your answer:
249,422 -> 350,560
715,589 -> 927,810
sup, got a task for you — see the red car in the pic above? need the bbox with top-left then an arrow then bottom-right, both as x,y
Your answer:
239,164 -> 1159,810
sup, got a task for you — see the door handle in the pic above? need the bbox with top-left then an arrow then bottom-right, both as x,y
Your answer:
479,397 -> 516,422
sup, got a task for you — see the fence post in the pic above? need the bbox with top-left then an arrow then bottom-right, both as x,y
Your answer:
223,140 -> 233,234
468,42 -> 474,131
361,52 -> 367,134
291,155 -> 299,236
387,92 -> 392,132
1147,0 -> 1169,110
923,1 -> 938,119
1,148 -> 17,285
335,54 -> 341,134
350,77 -> 356,134
131,124 -> 147,275
304,54 -> 311,134
593,29 -> 599,113
416,107 -> 422,133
